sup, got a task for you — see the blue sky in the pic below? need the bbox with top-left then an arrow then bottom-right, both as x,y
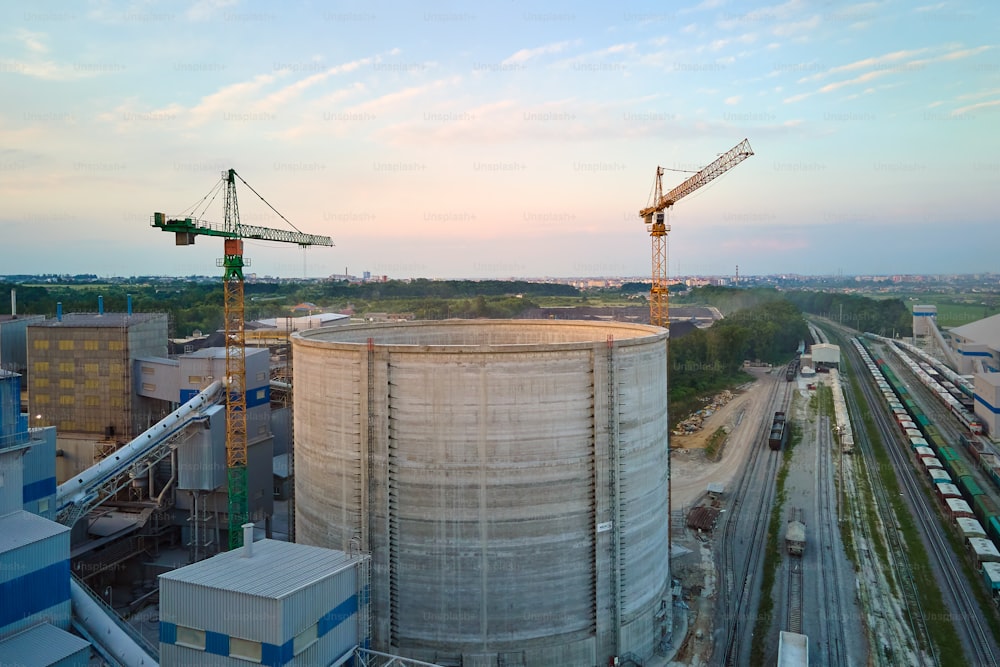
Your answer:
1,0 -> 998,279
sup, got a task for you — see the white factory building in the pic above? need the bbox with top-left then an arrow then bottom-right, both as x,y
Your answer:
929,311 -> 1000,436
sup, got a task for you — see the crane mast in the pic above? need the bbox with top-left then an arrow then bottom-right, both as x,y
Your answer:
639,138 -> 753,328
152,169 -> 333,550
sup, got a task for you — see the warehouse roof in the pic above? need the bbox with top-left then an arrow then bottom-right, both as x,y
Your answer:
159,538 -> 360,598
950,313 -> 1000,348
0,510 -> 69,552
0,623 -> 91,665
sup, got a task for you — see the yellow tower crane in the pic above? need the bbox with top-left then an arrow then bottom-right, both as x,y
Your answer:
152,168 -> 333,549
639,138 -> 753,328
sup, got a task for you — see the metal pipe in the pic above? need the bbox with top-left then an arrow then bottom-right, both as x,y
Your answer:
10,289 -> 15,318
71,579 -> 158,666
154,449 -> 176,506
57,381 -> 222,512
98,295 -> 104,315
57,302 -> 62,322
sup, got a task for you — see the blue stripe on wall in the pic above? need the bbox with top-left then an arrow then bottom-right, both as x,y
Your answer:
160,621 -> 177,644
0,560 -> 70,628
959,349 -> 994,357
975,393 -> 1000,415
205,630 -> 229,656
160,593 -> 360,666
23,477 -> 56,503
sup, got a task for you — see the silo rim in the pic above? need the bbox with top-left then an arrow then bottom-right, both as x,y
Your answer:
292,318 -> 667,351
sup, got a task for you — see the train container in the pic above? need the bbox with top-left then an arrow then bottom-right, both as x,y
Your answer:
915,446 -> 936,458
916,414 -> 931,427
957,517 -> 988,539
974,494 -> 1000,527
906,428 -> 924,441
899,419 -> 917,431
937,483 -> 962,501
947,497 -> 976,519
969,445 -> 984,466
988,516 -> 1000,546
786,520 -> 806,557
958,475 -> 985,500
910,436 -> 929,448
768,411 -> 788,451
947,459 -> 970,483
986,460 -> 1000,490
929,468 -> 953,485
920,456 -> 943,470
937,446 -> 959,462
778,631 -> 809,667
981,562 -> 1000,600
892,407 -> 907,416
969,537 -> 1000,565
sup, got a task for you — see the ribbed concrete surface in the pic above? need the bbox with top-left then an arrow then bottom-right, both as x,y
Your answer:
293,320 -> 670,666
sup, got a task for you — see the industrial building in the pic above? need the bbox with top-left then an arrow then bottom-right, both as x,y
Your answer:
159,530 -> 369,666
946,313 -> 1000,374
0,369 -> 92,665
809,343 -> 841,370
27,309 -> 172,482
292,320 -> 672,667
913,304 -> 937,336
0,312 -> 45,376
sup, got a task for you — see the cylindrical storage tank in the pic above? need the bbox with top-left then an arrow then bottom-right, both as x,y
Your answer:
293,320 -> 670,666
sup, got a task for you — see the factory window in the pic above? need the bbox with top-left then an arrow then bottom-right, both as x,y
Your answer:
142,366 -> 155,375
34,361 -> 49,373
256,389 -> 266,401
85,364 -> 99,375
109,341 -> 124,351
229,637 -> 262,662
258,424 -> 269,436
143,383 -> 156,392
109,363 -> 123,375
85,379 -> 99,390
37,499 -> 49,513
84,340 -> 99,351
35,378 -> 49,388
188,376 -> 202,384
256,371 -> 266,382
85,396 -> 100,407
59,340 -> 74,350
175,626 -> 206,650
60,379 -> 75,389
33,340 -> 49,350
60,395 -> 74,405
35,394 -> 49,404
109,379 -> 123,391
59,362 -> 74,373
293,623 -> 318,655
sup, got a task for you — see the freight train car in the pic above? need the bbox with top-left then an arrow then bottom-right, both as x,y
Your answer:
769,411 -> 789,450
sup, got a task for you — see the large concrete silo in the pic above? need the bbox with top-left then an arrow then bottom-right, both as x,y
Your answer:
293,320 -> 670,666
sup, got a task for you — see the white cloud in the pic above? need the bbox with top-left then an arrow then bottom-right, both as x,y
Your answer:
185,0 -> 240,22
952,99 -> 1000,116
15,29 -> 49,55
724,95 -> 742,105
501,40 -> 576,66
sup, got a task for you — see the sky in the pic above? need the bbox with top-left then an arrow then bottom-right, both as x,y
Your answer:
1,0 -> 998,280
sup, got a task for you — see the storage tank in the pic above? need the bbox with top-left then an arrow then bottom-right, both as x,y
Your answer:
293,320 -> 671,666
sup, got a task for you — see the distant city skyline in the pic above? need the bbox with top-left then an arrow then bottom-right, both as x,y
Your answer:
1,1 -> 998,279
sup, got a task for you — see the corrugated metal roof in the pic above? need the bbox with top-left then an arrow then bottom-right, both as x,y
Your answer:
0,622 -> 90,664
947,498 -> 973,513
0,511 -> 69,552
159,539 -> 359,598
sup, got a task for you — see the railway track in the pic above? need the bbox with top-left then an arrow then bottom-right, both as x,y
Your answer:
846,338 -> 932,665
871,342 -> 1000,666
716,373 -> 790,666
815,413 -> 849,665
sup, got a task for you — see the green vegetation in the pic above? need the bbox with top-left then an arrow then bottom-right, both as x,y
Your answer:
704,427 -> 728,461
785,291 -> 912,337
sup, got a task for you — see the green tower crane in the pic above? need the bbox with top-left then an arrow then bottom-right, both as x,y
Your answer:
152,168 -> 333,550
